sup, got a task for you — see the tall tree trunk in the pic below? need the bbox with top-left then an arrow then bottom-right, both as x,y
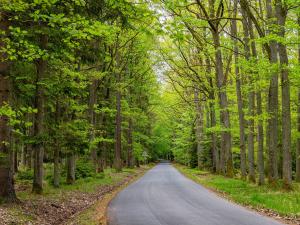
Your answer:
266,0 -> 279,184
127,117 -> 133,168
53,146 -> 60,187
66,152 -> 75,184
248,17 -> 265,185
209,91 -> 218,173
32,34 -> 48,194
114,58 -> 122,172
297,90 -> 300,182
240,6 -> 256,183
231,1 -> 247,179
194,88 -> 204,169
89,79 -> 98,170
26,113 -> 34,169
14,145 -> 18,173
53,101 -> 61,188
212,30 -> 233,177
275,1 -> 292,189
0,15 -> 18,202
205,55 -> 219,173
296,16 -> 300,183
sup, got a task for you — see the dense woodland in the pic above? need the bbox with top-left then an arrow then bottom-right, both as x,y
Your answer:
1,0 -> 300,204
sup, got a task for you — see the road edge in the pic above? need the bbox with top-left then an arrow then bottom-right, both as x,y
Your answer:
173,163 -> 295,225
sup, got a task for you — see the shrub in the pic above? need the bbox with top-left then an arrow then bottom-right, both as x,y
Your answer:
75,159 -> 96,179
17,169 -> 33,180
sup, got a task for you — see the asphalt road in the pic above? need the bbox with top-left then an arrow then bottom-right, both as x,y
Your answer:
108,163 -> 283,225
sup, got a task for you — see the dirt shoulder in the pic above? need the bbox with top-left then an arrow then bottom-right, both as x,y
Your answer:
66,166 -> 151,225
0,166 -> 151,225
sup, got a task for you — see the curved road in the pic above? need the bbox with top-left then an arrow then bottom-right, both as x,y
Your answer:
108,163 -> 283,225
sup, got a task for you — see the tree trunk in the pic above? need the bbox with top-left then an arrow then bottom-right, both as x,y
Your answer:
26,114 -> 34,169
266,0 -> 279,184
0,18 -> 17,203
256,90 -> 265,185
89,79 -> 98,170
127,117 -> 133,168
114,48 -> 122,172
32,34 -> 48,194
232,1 -> 247,179
53,146 -> 60,187
212,30 -> 233,177
240,5 -> 256,183
209,92 -> 218,173
297,90 -> 300,182
275,1 -> 292,189
247,16 -> 265,185
14,145 -> 18,173
296,16 -> 300,182
66,153 -> 75,184
194,88 -> 204,169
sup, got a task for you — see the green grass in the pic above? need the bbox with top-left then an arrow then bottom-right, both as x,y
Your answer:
16,167 -> 138,201
176,165 -> 300,217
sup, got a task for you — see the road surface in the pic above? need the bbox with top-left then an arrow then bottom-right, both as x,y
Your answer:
108,163 -> 283,225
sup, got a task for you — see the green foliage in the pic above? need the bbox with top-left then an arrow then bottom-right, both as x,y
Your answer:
75,160 -> 96,179
17,169 -> 34,181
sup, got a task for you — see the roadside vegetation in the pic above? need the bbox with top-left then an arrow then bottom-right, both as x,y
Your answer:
2,164 -> 149,225
177,165 -> 300,223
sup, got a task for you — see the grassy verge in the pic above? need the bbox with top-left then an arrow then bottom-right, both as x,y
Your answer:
17,167 -> 136,201
175,164 -> 300,219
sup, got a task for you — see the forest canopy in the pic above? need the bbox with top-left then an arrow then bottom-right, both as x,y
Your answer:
1,0 -> 300,204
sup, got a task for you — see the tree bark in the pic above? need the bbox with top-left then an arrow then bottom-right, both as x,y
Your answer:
232,1 -> 247,179
247,16 -> 265,185
66,153 -> 75,184
26,113 -> 34,169
296,15 -> 300,182
89,79 -> 98,170
266,0 -> 279,184
212,30 -> 233,177
114,60 -> 122,172
127,117 -> 133,168
53,146 -> 60,187
32,34 -> 48,194
0,15 -> 18,202
297,90 -> 300,182
275,0 -> 292,189
194,88 -> 204,169
240,5 -> 256,183
53,101 -> 61,188
209,86 -> 218,173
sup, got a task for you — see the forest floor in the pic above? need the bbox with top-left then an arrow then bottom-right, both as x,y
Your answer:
176,164 -> 300,225
0,165 -> 150,225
